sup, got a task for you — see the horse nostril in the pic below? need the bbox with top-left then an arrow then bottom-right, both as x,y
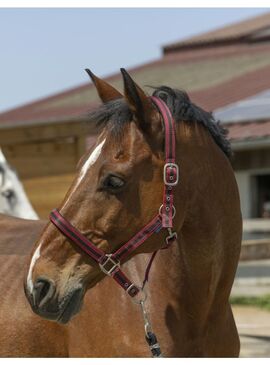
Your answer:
33,277 -> 55,309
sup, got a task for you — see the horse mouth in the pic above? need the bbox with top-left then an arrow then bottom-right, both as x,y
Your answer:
25,283 -> 84,324
57,287 -> 84,324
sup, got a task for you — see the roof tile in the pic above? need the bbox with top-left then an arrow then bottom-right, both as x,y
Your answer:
164,12 -> 270,52
228,119 -> 270,141
2,47 -> 270,126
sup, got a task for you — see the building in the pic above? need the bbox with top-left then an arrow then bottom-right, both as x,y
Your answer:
1,12 -> 270,218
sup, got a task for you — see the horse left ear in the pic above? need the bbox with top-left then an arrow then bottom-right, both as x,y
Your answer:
85,69 -> 123,103
120,68 -> 157,129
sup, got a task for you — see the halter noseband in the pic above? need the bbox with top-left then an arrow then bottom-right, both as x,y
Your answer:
50,96 -> 179,299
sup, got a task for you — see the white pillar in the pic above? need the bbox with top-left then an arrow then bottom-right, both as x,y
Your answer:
234,171 -> 252,219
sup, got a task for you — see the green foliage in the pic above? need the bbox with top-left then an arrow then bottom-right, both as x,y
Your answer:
230,295 -> 270,311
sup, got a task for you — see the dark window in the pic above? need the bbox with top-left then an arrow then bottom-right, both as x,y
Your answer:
255,175 -> 270,218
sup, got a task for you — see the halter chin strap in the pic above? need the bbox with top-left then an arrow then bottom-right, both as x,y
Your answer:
50,96 -> 179,298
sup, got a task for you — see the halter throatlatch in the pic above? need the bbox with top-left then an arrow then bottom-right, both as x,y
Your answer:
50,96 -> 179,357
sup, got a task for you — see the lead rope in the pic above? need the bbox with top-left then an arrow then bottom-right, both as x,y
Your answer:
140,296 -> 162,358
133,246 -> 172,357
138,229 -> 177,357
131,285 -> 163,358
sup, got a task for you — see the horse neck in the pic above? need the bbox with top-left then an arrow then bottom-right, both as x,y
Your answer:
175,121 -> 239,231
143,122 -> 241,323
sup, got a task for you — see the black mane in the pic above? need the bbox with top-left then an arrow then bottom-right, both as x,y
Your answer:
89,86 -> 232,159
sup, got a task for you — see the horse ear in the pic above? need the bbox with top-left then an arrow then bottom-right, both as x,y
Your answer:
120,68 -> 156,127
85,69 -> 123,103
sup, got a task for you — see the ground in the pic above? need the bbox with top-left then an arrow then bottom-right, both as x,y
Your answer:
232,258 -> 270,357
233,305 -> 270,357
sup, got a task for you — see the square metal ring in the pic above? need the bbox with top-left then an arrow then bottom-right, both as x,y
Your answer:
99,254 -> 120,276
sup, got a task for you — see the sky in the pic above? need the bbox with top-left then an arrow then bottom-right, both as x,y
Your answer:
0,8 -> 268,112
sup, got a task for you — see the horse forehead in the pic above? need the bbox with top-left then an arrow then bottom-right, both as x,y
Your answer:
106,123 -> 148,157
82,139 -> 106,174
82,127 -> 148,173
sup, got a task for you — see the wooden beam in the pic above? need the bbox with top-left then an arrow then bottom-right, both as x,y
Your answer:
0,119 -> 96,146
2,138 -> 78,178
232,148 -> 270,170
22,173 -> 75,218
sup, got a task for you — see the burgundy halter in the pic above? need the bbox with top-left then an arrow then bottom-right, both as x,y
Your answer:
50,96 -> 179,299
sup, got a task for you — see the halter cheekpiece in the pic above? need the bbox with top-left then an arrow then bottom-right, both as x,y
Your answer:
50,96 -> 179,357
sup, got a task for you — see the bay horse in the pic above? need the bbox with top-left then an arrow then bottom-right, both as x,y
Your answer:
0,69 -> 242,357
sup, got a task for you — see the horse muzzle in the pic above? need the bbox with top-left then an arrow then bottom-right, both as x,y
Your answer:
25,276 -> 84,324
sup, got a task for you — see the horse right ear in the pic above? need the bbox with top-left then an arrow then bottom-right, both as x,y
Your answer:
85,69 -> 123,103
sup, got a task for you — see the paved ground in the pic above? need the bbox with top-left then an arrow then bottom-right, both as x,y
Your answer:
233,305 -> 270,357
230,259 -> 270,357
232,259 -> 270,296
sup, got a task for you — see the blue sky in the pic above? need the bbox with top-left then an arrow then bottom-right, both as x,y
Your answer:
0,8 -> 268,112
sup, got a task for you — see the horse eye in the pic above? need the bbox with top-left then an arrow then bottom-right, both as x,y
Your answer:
103,175 -> 125,191
2,189 -> 15,200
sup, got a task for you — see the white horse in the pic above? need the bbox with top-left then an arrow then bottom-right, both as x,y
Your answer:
0,148 -> 38,220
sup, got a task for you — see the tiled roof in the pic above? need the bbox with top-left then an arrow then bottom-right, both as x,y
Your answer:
163,12 -> 270,53
2,43 -> 270,128
228,119 -> 270,142
214,89 -> 270,123
191,64 -> 270,111
1,13 -> 270,145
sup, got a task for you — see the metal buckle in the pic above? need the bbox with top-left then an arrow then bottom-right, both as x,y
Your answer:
163,163 -> 179,186
165,228 -> 178,246
99,254 -> 120,276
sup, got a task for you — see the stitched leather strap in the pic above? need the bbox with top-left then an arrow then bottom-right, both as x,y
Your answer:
111,214 -> 162,262
50,209 -> 162,297
151,96 -> 178,228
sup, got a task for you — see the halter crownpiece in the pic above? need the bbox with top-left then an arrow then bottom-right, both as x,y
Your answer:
50,96 -> 179,298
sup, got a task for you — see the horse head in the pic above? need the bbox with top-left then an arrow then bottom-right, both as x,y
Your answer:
0,149 -> 18,215
24,69 -> 189,323
0,165 -> 14,214
0,148 -> 38,220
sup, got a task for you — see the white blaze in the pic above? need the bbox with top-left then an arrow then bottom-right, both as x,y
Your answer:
80,139 -> 106,182
27,243 -> 41,293
70,139 -> 106,193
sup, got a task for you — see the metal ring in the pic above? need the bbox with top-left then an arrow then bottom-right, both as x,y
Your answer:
159,204 -> 176,219
128,285 -> 148,305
